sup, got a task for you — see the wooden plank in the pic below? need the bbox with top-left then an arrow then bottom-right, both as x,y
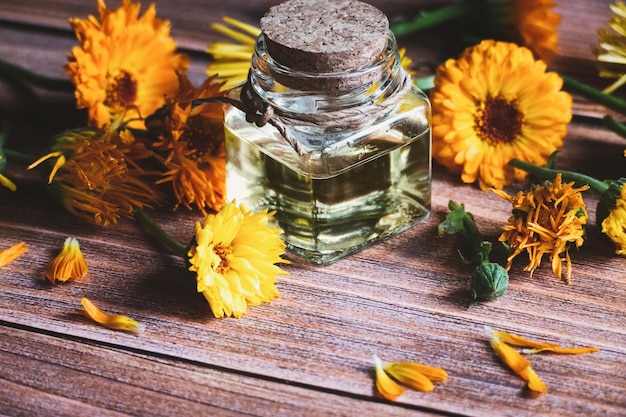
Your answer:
0,0 -> 625,416
0,325 -> 450,416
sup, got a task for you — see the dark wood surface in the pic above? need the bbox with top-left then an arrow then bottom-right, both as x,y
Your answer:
0,1 -> 624,416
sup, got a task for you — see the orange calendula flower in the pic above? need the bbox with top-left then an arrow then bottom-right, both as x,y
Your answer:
373,354 -> 447,401
187,200 -> 289,318
503,0 -> 561,64
0,242 -> 28,267
391,0 -> 561,64
46,237 -> 88,284
80,297 -> 144,333
489,332 -> 547,394
29,128 -> 163,226
493,173 -> 589,284
146,74 -> 226,215
65,0 -> 189,128
431,40 -> 571,190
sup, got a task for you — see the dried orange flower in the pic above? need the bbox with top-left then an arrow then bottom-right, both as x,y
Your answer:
0,242 -> 28,267
80,297 -> 144,333
431,40 -> 571,190
187,201 -> 290,318
46,237 -> 88,284
29,128 -> 163,226
65,0 -> 189,128
493,173 -> 589,284
146,74 -> 226,215
373,354 -> 447,401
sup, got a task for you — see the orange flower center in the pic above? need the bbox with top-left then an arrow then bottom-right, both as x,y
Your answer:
105,71 -> 138,108
214,244 -> 232,274
475,97 -> 524,145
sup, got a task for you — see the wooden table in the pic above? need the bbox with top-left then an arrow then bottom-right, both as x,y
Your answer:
0,1 -> 624,416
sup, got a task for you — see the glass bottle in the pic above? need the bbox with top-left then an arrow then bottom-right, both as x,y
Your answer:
223,0 -> 431,265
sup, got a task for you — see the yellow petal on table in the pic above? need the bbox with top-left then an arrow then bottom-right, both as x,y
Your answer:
80,297 -> 144,333
523,346 -> 600,354
486,326 -> 560,348
385,361 -> 448,383
373,354 -> 405,401
519,366 -> 548,394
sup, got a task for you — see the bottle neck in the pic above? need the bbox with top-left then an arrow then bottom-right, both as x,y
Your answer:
248,30 -> 410,119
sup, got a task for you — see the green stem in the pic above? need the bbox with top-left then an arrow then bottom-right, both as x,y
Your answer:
391,2 -> 471,37
414,75 -> 435,91
4,148 -> 39,165
133,207 -> 188,258
560,73 -> 626,116
509,158 -> 609,195
0,60 -> 74,92
603,115 -> 626,139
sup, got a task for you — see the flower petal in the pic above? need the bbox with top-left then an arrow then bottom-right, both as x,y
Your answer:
80,297 -> 144,333
373,354 -> 405,401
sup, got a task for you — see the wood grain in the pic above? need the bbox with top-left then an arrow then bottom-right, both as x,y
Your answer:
0,1 -> 625,416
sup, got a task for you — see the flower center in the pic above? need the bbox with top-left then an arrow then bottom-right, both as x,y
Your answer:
181,117 -> 223,158
105,71 -> 138,108
214,244 -> 233,274
475,97 -> 524,145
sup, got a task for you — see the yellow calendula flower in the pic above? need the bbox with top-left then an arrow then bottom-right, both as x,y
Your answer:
596,1 -> 626,93
0,242 -> 28,267
431,40 -> 571,190
146,74 -> 226,215
493,173 -> 589,284
187,200 -> 290,318
65,0 -> 189,128
46,237 -> 88,284
600,181 -> 626,256
29,128 -> 163,226
206,17 -> 260,89
80,297 -> 144,333
206,17 -> 415,89
373,354 -> 447,401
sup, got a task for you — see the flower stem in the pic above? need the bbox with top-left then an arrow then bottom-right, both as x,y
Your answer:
603,115 -> 626,139
390,2 -> 471,37
4,148 -> 38,165
509,158 -> 609,195
414,75 -> 435,91
133,207 -> 188,258
560,73 -> 626,116
0,59 -> 73,92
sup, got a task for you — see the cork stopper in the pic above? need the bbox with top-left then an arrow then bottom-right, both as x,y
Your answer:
260,0 -> 389,75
